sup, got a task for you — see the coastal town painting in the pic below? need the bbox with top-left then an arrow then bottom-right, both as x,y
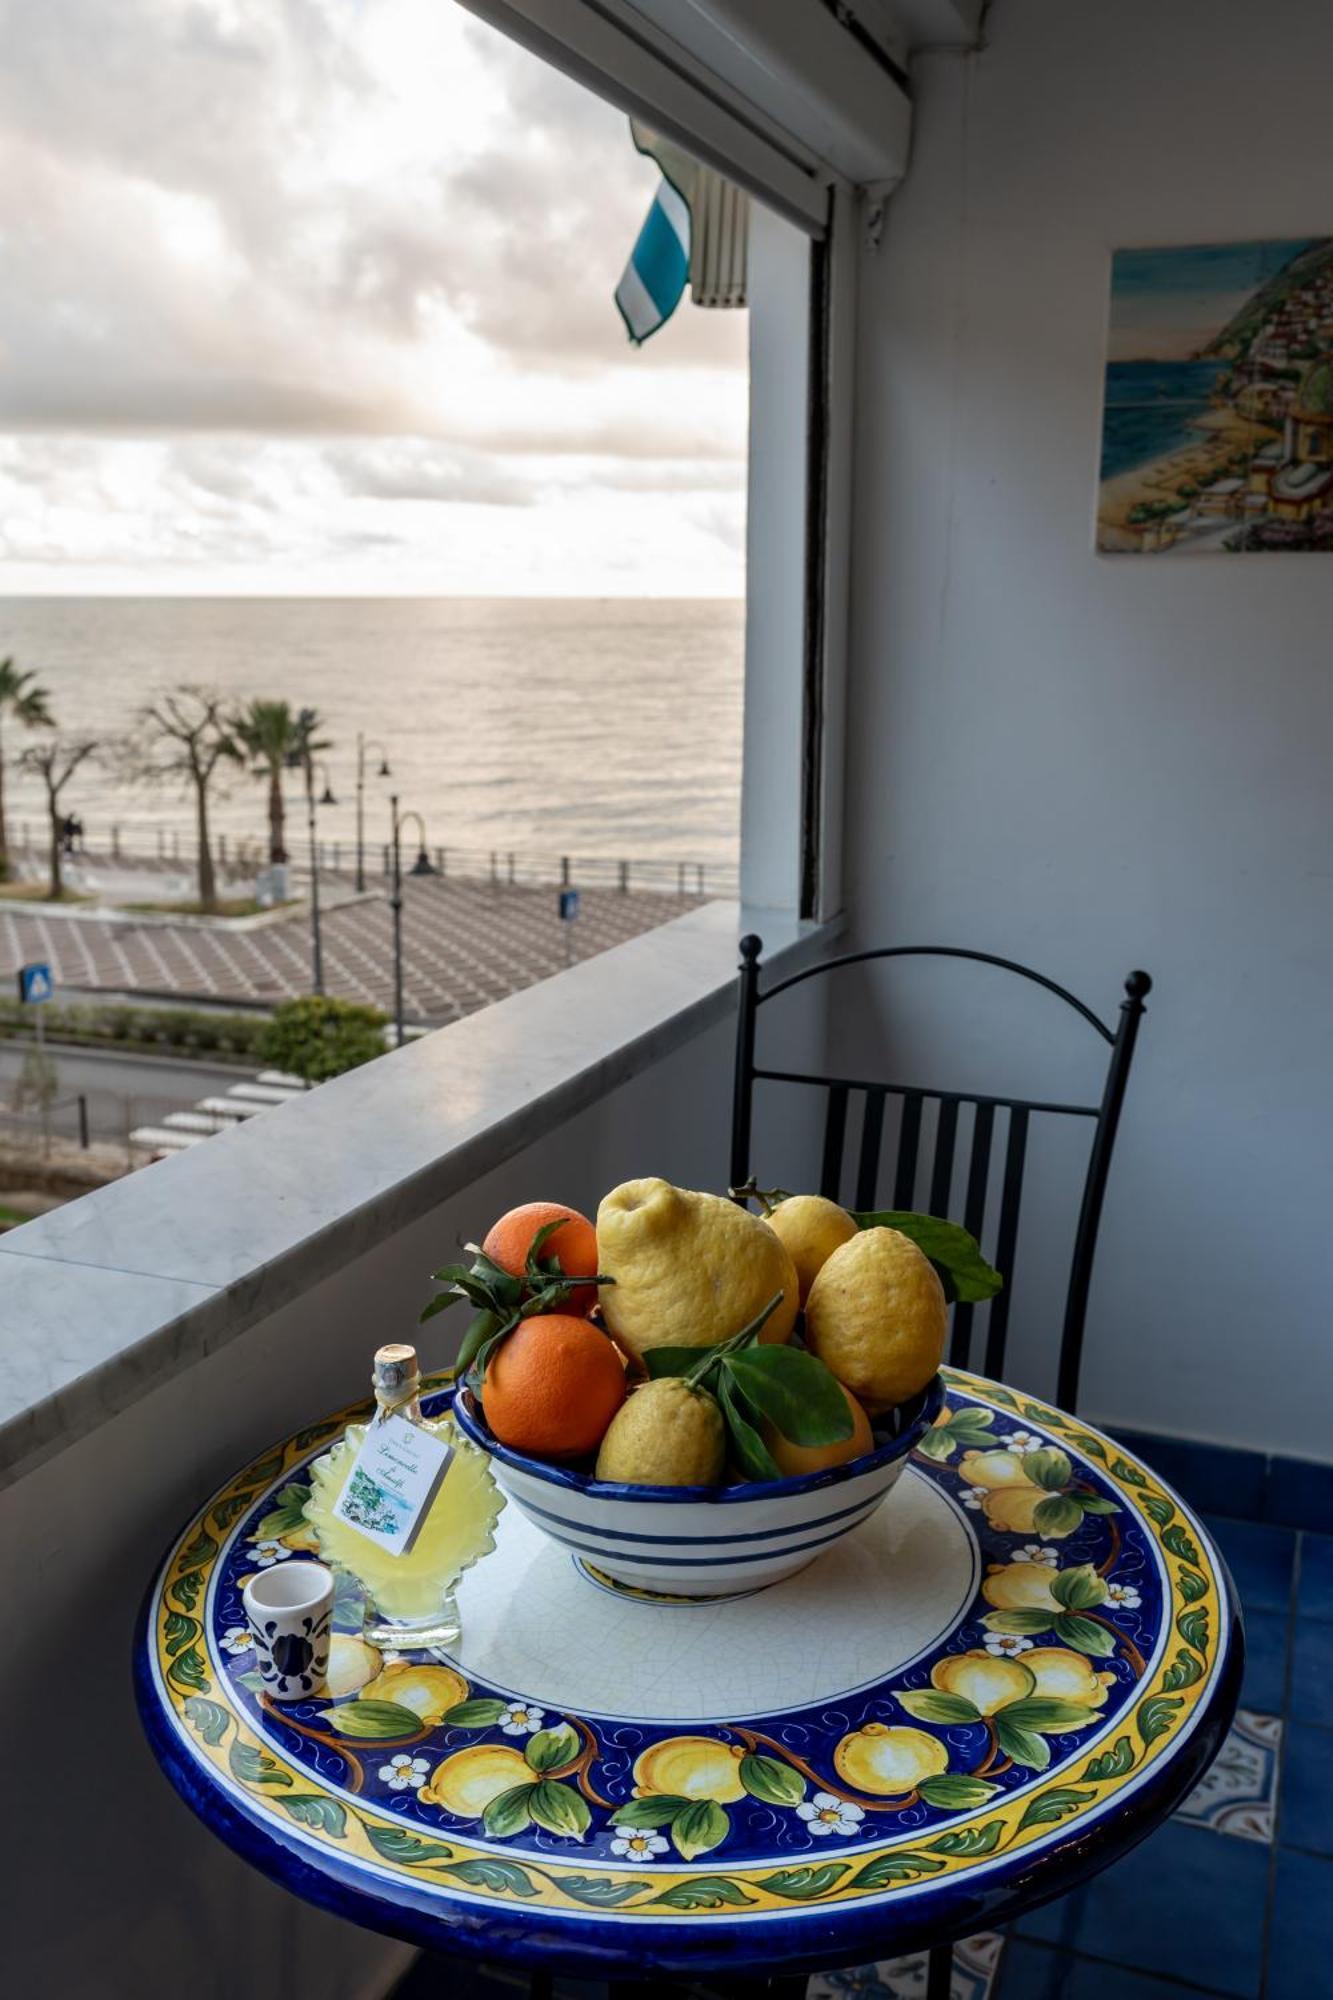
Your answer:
1097,237 -> 1333,553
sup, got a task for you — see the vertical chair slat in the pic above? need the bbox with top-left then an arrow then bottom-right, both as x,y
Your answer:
855,1089 -> 887,1210
820,1085 -> 849,1202
928,1099 -> 959,1217
983,1106 -> 1029,1379
892,1092 -> 924,1209
950,1101 -> 995,1369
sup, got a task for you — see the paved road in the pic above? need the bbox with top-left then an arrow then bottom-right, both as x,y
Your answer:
0,875 -> 704,1023
0,1041 -> 255,1145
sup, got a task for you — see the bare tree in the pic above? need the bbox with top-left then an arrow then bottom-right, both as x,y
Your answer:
18,736 -> 97,898
0,660 -> 54,878
133,688 -> 242,912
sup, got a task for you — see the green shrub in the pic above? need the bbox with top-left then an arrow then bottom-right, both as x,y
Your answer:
256,996 -> 388,1084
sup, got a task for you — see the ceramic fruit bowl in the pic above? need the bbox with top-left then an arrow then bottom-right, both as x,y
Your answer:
451,1373 -> 944,1600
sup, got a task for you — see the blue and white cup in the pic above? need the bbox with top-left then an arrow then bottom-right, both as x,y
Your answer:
242,1560 -> 334,1701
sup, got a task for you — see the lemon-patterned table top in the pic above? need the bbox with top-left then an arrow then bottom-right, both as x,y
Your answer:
136,1369 -> 1241,1976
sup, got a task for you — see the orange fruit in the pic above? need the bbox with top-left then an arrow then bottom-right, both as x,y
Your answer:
482,1313 -> 626,1460
482,1202 -> 599,1315
763,1379 -> 875,1477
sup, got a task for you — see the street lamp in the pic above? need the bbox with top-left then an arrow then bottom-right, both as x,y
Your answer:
291,711 -> 331,996
356,734 -> 391,893
390,796 -> 436,1048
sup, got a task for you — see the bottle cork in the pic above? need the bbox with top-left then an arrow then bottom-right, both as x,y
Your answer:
372,1344 -> 419,1398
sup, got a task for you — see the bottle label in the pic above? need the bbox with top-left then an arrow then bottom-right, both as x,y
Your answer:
331,1415 -> 454,1556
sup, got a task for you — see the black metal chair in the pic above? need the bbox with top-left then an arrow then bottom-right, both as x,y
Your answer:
730,938 -> 1152,1416
731,941 -> 1150,1999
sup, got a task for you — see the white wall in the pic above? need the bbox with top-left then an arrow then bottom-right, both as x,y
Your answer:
843,0 -> 1333,1458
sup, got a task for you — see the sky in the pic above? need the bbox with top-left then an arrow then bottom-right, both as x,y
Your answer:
0,0 -> 751,595
1106,238 -> 1323,363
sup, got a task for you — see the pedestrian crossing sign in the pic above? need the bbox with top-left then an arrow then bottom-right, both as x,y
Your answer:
17,962 -> 53,1005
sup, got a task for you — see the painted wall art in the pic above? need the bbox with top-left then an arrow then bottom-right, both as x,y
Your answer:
1098,238 -> 1333,553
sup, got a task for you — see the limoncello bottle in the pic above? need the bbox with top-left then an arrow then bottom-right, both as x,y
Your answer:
304,1343 -> 503,1649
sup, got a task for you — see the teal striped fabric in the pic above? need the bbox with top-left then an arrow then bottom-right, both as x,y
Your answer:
615,176 -> 691,345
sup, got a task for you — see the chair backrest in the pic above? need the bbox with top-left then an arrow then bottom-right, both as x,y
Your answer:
730,940 -> 1151,1412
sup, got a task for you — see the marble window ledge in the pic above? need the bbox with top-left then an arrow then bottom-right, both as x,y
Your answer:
0,903 -> 836,1495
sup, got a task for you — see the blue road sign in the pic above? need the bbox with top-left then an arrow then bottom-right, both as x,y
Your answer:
17,962 -> 53,1005
558,889 -> 580,922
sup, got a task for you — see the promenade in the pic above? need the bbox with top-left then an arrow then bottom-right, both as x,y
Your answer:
0,871 -> 705,1023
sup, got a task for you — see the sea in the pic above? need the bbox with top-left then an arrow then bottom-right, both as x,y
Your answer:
0,597 -> 743,878
1100,360 -> 1233,480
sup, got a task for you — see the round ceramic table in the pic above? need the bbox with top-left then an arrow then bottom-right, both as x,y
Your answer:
136,1368 -> 1241,1980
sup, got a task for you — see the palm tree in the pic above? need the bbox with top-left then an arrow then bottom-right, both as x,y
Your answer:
234,700 -> 329,865
0,660 -> 54,877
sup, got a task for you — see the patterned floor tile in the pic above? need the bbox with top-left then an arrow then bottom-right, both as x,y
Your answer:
809,1933 -> 1002,2000
1176,1709 -> 1282,1842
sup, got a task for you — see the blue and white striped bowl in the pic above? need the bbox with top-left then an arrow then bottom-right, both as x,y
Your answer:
451,1374 -> 944,1600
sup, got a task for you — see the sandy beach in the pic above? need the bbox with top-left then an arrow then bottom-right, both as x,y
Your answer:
1097,406 -> 1276,550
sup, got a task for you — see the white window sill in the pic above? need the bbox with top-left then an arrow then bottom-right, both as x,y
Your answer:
0,902 -> 839,1492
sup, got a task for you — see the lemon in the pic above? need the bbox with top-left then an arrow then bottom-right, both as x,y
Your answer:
595,1378 -> 726,1485
596,1178 -> 799,1361
361,1662 -> 467,1724
804,1226 -> 946,1413
1024,1648 -> 1114,1708
767,1194 -> 859,1305
634,1737 -> 747,1802
981,1562 -> 1061,1613
957,1449 -> 1036,1491
931,1651 -> 1035,1716
419,1745 -> 533,1816
323,1634 -> 382,1698
834,1723 -> 948,1794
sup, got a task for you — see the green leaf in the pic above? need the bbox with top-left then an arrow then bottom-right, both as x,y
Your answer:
178,1525 -> 218,1570
361,1823 -> 455,1866
1082,1735 -> 1134,1781
443,1858 -> 539,1898
1162,1524 -> 1201,1568
1078,1495 -> 1120,1516
294,1418 -> 341,1449
671,1799 -> 730,1861
609,1795 -> 692,1831
718,1373 -> 782,1482
1178,1568 -> 1208,1604
183,1696 -> 231,1747
993,1717 -> 1051,1770
644,1345 -> 716,1379
329,1700 -> 425,1739
164,1609 -> 198,1657
757,1864 -> 850,1899
213,1491 -> 255,1530
280,1794 -> 347,1837
1161,1647 -> 1204,1692
916,1427 -> 957,1462
483,1783 -> 537,1838
1068,1431 -> 1109,1462
244,1449 -> 287,1491
525,1724 -> 580,1774
229,1738 -> 293,1788
1137,1693 -> 1184,1746
648,1876 -> 755,1910
847,1850 -> 945,1889
170,1569 -> 204,1613
918,1775 -> 1000,1810
1140,1492 -> 1176,1527
927,1819 -> 1005,1855
1034,1495 -> 1084,1536
1000,1697 -> 1099,1733
437,1698 -> 509,1729
557,1875 -> 650,1907
528,1780 -> 591,1841
852,1212 -> 1003,1302
725,1346 -> 853,1447
739,1753 -> 806,1807
1110,1456 -> 1147,1489
235,1669 -> 267,1693
253,1481 -> 312,1541
984,1609 -> 1057,1636
946,1408 -> 997,1439
897,1689 -> 982,1725
1177,1607 -> 1210,1653
1024,1448 -> 1073,1493
1052,1613 -> 1117,1658
1017,1785 -> 1094,1832
1050,1564 -> 1106,1612
166,1646 -> 209,1694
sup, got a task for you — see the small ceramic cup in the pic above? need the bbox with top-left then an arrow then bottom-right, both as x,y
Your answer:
242,1560 -> 334,1701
